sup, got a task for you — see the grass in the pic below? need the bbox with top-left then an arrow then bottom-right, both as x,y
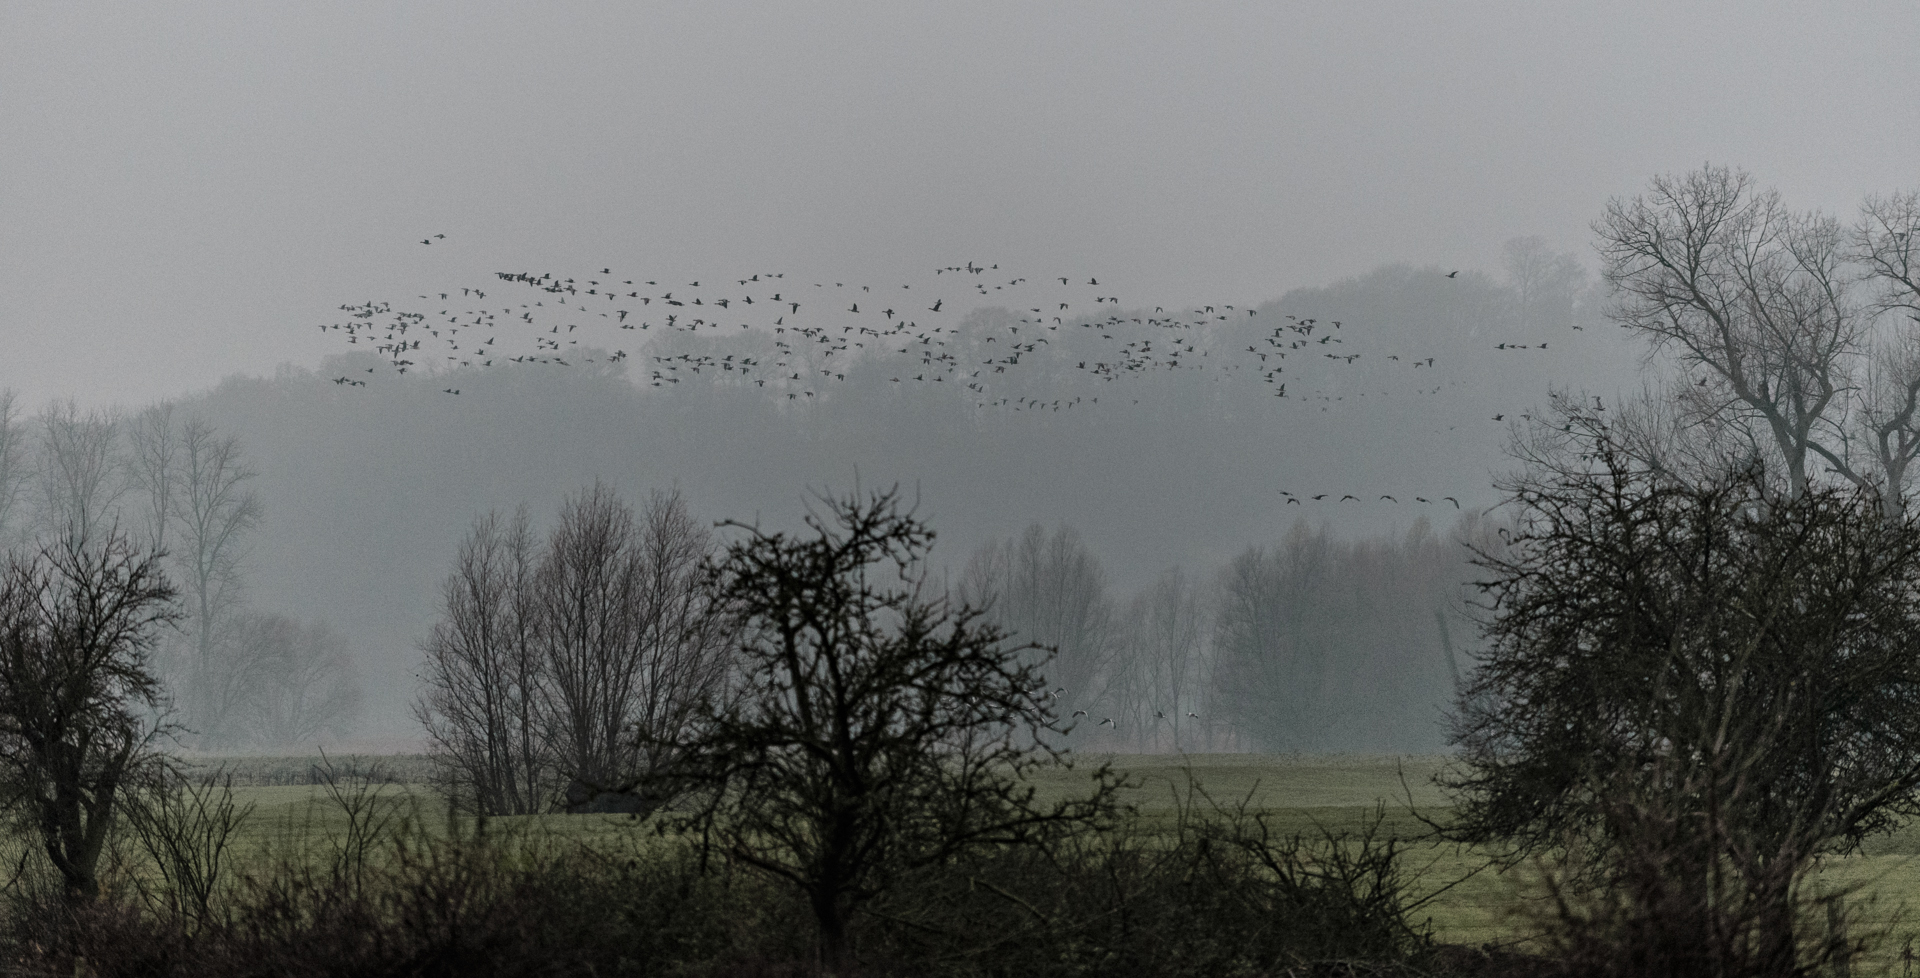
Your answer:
134,751 -> 1920,971
1038,754 -> 1521,948
1008,751 -> 1920,966
179,753 -> 1517,948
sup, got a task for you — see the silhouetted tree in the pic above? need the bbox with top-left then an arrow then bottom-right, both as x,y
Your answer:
1448,433 -> 1920,864
417,487 -> 727,815
0,527 -> 178,902
416,507 -> 549,815
536,483 -> 646,793
619,487 -> 731,798
536,483 -> 727,807
673,487 -> 1122,968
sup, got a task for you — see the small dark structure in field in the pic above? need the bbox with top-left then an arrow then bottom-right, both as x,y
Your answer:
562,777 -> 669,816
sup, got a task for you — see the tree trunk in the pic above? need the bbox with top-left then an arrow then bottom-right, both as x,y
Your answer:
810,887 -> 853,972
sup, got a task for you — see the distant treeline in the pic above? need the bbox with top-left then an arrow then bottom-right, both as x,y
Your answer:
0,394 -> 362,752
145,256 -> 1613,744
965,514 -> 1493,754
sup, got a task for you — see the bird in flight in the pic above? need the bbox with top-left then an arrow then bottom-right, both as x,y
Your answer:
1445,270 -> 1459,279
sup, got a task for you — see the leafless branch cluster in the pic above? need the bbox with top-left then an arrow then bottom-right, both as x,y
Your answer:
0,528 -> 180,901
671,486 -> 1123,968
226,613 -> 362,749
1455,437 -> 1920,864
414,483 -> 729,815
958,518 -> 1476,754
1212,517 -> 1482,753
1107,567 -> 1209,750
960,524 -> 1115,721
1503,234 -> 1592,332
0,393 -> 355,751
1589,164 -> 1920,513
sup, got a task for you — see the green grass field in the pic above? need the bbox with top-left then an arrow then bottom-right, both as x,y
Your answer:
174,752 -> 1920,970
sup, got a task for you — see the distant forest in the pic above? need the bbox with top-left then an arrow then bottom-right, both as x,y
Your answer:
4,249 -> 1635,751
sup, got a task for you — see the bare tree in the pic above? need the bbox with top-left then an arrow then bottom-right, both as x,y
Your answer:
417,486 -> 728,815
1213,522 -> 1336,751
621,488 -> 730,794
35,400 -> 126,546
232,613 -> 363,750
1449,436 -> 1920,864
1110,567 -> 1210,751
0,391 -> 29,551
170,419 -> 262,747
536,483 -> 646,792
124,405 -> 192,732
1503,236 -> 1589,332
416,507 -> 550,815
960,523 -> 1115,725
1510,384 -> 1755,498
1846,191 -> 1920,512
1596,165 -> 1862,500
674,487 -> 1121,968
1212,519 -> 1464,753
537,483 -> 728,807
124,403 -> 180,554
0,527 -> 179,902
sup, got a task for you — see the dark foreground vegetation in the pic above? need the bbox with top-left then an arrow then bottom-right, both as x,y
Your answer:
1,771 -> 1466,978
0,761 -> 1881,978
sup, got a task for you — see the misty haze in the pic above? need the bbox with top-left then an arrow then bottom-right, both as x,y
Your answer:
6,5 -> 1920,975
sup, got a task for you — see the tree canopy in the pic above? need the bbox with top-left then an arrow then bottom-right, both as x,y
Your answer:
669,487 -> 1122,966
1448,434 -> 1920,861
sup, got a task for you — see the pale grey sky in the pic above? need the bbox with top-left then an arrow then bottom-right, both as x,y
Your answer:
8,2 -> 1918,407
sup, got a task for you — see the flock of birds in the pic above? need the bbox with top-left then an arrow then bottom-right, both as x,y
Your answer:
312,234 -> 1577,510
1013,686 -> 1205,738
1281,492 -> 1463,508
